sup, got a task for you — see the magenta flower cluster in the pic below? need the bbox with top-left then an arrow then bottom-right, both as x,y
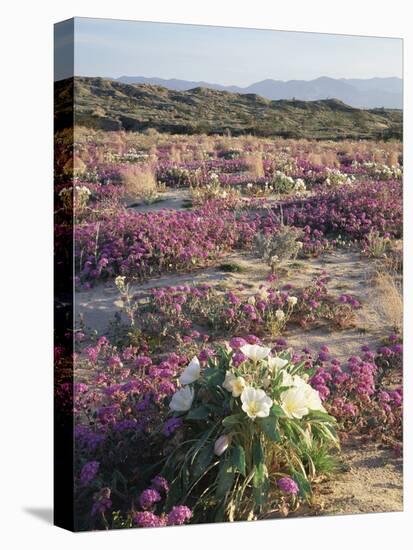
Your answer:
79,460 -> 100,486
277,477 -> 299,495
75,202 -> 258,284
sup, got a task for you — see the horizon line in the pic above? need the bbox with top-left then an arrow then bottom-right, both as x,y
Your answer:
71,73 -> 403,85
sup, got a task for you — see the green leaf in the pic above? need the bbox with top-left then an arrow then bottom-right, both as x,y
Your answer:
216,457 -> 235,498
214,499 -> 227,522
291,470 -> 312,499
222,413 -> 243,428
259,416 -> 281,442
253,462 -> 267,485
204,367 -> 225,388
186,405 -> 210,420
271,404 -> 286,417
182,465 -> 190,489
192,443 -> 215,478
191,423 -> 218,457
252,463 -> 269,505
231,445 -> 246,476
307,410 -> 336,423
252,438 -> 264,466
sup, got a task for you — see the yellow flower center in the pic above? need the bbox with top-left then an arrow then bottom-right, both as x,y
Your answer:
247,401 -> 259,415
233,379 -> 244,394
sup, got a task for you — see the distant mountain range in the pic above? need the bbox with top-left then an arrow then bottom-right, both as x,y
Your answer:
55,77 -> 402,140
116,75 -> 403,109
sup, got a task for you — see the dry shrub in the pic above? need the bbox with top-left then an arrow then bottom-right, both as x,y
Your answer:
121,164 -> 158,201
321,150 -> 339,167
169,145 -> 182,164
215,136 -> 234,152
369,271 -> 403,333
244,153 -> 265,178
72,156 -> 86,173
370,141 -> 403,164
254,225 -> 304,273
388,149 -> 401,167
148,145 -> 159,162
307,152 -> 323,165
307,151 -> 339,167
385,240 -> 403,274
241,135 -> 261,150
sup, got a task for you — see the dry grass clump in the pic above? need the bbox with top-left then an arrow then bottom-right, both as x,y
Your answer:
384,240 -> 403,274
244,153 -> 265,178
169,145 -> 182,164
307,151 -> 339,167
121,164 -> 159,202
368,271 -> 403,333
72,156 -> 87,174
333,140 -> 402,165
241,135 -> 264,150
387,149 -> 401,167
215,136 -> 235,152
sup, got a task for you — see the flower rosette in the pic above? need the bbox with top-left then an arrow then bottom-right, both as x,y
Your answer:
163,342 -> 339,522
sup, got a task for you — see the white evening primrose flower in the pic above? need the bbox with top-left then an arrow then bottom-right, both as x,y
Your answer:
241,387 -> 273,420
179,357 -> 201,385
240,344 -> 271,362
170,386 -> 194,412
281,371 -> 295,387
268,356 -> 289,372
280,376 -> 325,418
222,372 -> 246,397
282,372 -> 308,389
287,296 -> 298,306
280,386 -> 310,419
231,376 -> 246,397
223,371 -> 236,392
302,384 -> 326,413
214,434 -> 231,456
275,309 -> 285,321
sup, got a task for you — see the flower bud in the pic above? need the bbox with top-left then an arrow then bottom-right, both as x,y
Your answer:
214,434 -> 231,456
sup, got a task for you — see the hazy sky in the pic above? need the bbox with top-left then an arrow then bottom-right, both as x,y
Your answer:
55,17 -> 402,83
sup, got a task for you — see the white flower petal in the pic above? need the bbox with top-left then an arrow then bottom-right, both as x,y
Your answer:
170,386 -> 194,412
179,356 -> 201,385
241,386 -> 273,420
240,344 -> 271,362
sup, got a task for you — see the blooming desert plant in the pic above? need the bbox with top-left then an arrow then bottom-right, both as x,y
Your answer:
161,344 -> 339,521
59,185 -> 92,213
270,171 -> 296,194
324,168 -> 354,187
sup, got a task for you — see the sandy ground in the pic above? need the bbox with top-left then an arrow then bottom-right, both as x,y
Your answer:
126,188 -> 190,212
75,248 -> 386,360
304,442 -> 403,516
